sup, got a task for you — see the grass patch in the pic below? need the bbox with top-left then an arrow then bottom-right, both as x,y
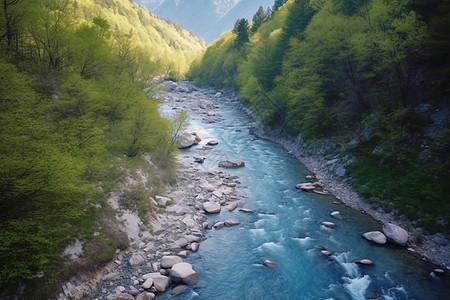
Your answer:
120,184 -> 153,224
348,154 -> 450,233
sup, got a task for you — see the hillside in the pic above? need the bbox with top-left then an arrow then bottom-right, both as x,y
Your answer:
188,0 -> 450,234
77,0 -> 207,78
0,0 -> 205,298
135,0 -> 274,42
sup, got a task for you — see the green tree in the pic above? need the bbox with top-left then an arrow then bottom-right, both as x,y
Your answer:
28,0 -> 73,71
272,0 -> 288,16
233,18 -> 249,49
251,6 -> 268,32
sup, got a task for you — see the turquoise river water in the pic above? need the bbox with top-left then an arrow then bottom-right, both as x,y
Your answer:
159,89 -> 449,300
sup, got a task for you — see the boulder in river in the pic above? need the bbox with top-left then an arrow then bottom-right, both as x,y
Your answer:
218,159 -> 245,168
321,221 -> 335,228
202,202 -> 221,213
213,221 -> 225,229
296,182 -> 315,191
190,242 -> 199,252
176,131 -> 196,149
224,219 -> 240,226
207,139 -> 218,145
226,203 -> 237,211
355,259 -> 375,266
382,223 -> 409,246
330,211 -> 343,220
170,262 -> 199,285
433,268 -> 445,276
263,259 -> 277,268
362,231 -> 387,245
305,174 -> 314,180
194,157 -> 205,163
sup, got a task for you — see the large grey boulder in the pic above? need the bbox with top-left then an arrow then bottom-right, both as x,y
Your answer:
177,131 -> 196,149
202,202 -> 221,213
224,219 -> 240,226
362,231 -> 387,245
170,262 -> 199,285
218,159 -> 245,168
382,223 -> 409,246
172,237 -> 189,249
160,256 -> 182,269
142,273 -> 170,292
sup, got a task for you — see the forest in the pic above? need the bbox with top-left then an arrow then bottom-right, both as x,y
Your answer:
189,0 -> 450,234
0,0 -> 204,297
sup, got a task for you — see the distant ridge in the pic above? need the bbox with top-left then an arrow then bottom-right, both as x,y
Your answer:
135,0 -> 274,42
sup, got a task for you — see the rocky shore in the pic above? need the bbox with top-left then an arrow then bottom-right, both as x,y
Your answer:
55,161 -> 246,300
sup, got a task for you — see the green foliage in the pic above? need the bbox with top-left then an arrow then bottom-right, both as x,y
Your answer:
0,0 -> 201,296
348,153 -> 450,232
120,184 -> 153,224
188,31 -> 239,89
251,6 -> 270,32
233,18 -> 250,49
190,0 -> 450,234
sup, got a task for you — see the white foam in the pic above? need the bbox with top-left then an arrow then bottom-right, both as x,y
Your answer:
343,275 -> 371,300
250,228 -> 267,242
254,219 -> 266,228
380,285 -> 408,299
334,252 -> 361,278
292,236 -> 312,245
328,235 -> 340,246
259,242 -> 284,252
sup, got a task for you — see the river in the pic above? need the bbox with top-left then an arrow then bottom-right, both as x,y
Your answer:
158,82 -> 449,300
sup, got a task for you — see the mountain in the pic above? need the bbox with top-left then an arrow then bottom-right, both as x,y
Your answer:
135,0 -> 274,42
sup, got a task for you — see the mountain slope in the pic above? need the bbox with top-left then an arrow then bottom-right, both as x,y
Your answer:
77,0 -> 207,77
0,0 -> 204,297
136,0 -> 274,42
